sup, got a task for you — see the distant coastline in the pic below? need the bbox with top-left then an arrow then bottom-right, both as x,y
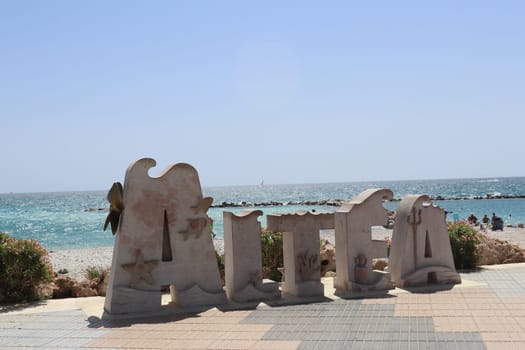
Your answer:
209,193 -> 525,208
82,193 -> 525,211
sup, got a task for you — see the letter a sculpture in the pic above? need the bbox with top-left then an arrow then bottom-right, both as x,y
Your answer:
104,158 -> 227,314
389,195 -> 461,287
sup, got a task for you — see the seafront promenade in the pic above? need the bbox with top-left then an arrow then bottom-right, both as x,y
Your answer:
2,263 -> 525,349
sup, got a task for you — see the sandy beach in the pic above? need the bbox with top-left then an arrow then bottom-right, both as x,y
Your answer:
48,240 -> 225,281
49,227 -> 525,281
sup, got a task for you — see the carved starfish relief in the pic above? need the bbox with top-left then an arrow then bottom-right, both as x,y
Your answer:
178,197 -> 214,240
121,249 -> 159,288
179,218 -> 208,240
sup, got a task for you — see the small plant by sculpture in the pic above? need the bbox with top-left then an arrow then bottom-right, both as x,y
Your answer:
85,265 -> 107,280
261,229 -> 283,281
448,222 -> 481,269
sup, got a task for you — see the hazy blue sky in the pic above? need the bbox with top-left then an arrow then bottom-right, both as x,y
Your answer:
1,1 -> 524,193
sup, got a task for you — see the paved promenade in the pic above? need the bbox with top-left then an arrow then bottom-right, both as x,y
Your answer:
2,263 -> 525,350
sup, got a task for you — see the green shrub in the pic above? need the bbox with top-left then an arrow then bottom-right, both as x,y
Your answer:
0,232 -> 9,244
215,250 -> 225,283
0,233 -> 54,303
448,222 -> 481,269
84,265 -> 106,280
261,228 -> 284,281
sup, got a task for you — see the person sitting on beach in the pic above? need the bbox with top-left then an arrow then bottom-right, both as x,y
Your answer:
491,212 -> 504,231
468,213 -> 478,225
481,214 -> 490,230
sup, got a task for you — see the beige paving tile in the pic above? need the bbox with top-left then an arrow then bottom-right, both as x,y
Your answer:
203,316 -> 249,324
186,323 -> 237,332
408,303 -> 434,310
481,332 -> 514,342
470,309 -> 512,316
475,316 -> 516,325
395,295 -> 432,304
512,316 -> 525,329
407,309 -> 433,317
229,324 -> 273,332
485,341 -> 518,350
431,308 -> 464,316
510,332 -> 525,341
250,340 -> 301,350
433,316 -> 477,332
209,339 -> 258,349
225,331 -> 267,340
186,331 -> 227,340
85,338 -> 123,348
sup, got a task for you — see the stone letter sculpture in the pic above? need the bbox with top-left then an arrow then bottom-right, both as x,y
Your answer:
104,158 -> 227,314
389,194 -> 461,287
223,210 -> 280,302
334,188 -> 394,294
266,211 -> 334,297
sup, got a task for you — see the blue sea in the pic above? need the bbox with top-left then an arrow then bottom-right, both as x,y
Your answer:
0,177 -> 524,251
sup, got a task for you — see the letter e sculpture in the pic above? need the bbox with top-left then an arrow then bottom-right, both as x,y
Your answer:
334,188 -> 395,294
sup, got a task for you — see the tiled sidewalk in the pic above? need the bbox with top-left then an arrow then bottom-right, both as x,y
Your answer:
2,263 -> 525,349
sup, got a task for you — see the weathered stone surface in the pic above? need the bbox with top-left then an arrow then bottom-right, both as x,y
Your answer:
389,195 -> 461,287
224,210 -> 280,302
104,159 -> 226,314
334,189 -> 394,294
267,211 -> 333,297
